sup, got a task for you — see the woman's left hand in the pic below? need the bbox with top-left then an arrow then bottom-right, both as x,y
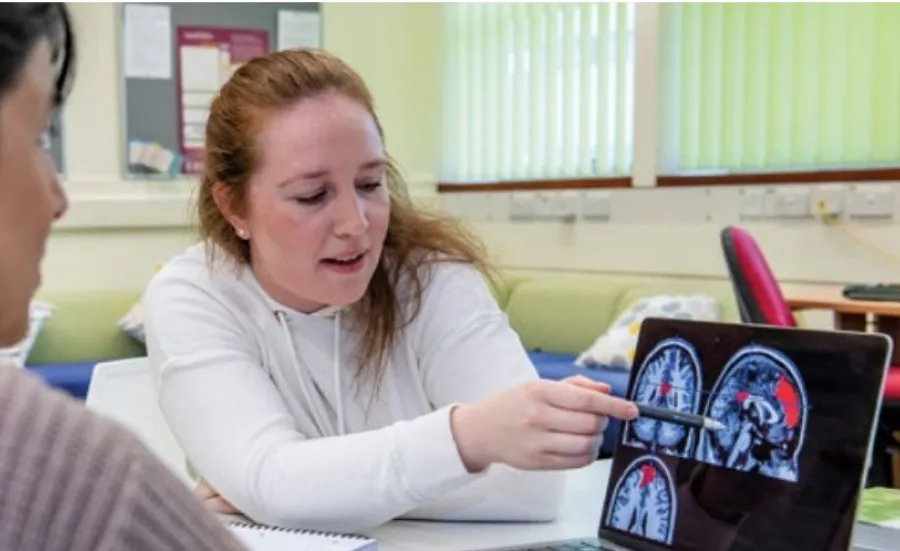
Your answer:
194,478 -> 241,515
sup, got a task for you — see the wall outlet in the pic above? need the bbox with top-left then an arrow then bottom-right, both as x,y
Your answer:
739,188 -> 768,220
770,187 -> 811,218
531,192 -> 556,220
810,184 -> 844,217
847,184 -> 894,219
510,192 -> 536,221
529,191 -> 576,221
555,191 -> 580,222
582,190 -> 611,221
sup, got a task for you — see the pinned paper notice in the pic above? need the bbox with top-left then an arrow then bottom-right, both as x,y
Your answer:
277,10 -> 321,50
124,4 -> 173,79
179,45 -> 223,91
128,140 -> 183,176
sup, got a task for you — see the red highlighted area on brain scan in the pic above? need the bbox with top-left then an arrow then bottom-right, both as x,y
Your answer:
696,344 -> 808,482
606,455 -> 677,545
623,337 -> 703,458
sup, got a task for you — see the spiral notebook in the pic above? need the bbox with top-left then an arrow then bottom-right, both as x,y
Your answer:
226,520 -> 378,551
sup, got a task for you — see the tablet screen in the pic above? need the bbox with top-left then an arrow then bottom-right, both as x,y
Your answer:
598,318 -> 890,551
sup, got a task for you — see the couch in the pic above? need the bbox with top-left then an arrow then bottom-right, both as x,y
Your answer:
26,290 -> 145,399
25,272 -> 742,456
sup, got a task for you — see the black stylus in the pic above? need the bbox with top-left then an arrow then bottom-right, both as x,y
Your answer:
637,404 -> 726,431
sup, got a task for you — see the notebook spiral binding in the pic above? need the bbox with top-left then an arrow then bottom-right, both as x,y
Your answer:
226,520 -> 368,540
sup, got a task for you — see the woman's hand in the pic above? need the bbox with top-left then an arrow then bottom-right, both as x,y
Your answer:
194,479 -> 241,515
451,376 -> 637,473
561,374 -> 615,395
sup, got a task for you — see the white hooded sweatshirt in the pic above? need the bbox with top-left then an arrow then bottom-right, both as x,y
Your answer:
143,242 -> 565,533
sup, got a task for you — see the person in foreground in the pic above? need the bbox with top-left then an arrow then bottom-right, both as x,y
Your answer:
144,47 -> 639,533
0,4 -> 247,550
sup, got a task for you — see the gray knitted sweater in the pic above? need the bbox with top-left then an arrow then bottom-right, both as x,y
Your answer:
0,367 -> 247,550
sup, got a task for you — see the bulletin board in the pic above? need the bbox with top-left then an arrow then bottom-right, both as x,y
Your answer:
118,2 -> 321,179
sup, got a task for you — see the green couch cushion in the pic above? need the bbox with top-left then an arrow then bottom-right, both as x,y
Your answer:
487,272 -> 532,310
503,274 -> 743,356
29,290 -> 147,364
505,277 -> 633,355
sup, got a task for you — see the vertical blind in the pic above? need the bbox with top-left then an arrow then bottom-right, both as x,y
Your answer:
659,2 -> 900,174
441,2 -> 635,183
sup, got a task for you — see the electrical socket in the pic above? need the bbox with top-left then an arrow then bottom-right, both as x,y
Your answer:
847,184 -> 894,219
531,192 -> 556,220
582,190 -> 611,221
509,192 -> 536,221
555,191 -> 580,222
810,184 -> 844,218
770,187 -> 811,218
739,188 -> 768,220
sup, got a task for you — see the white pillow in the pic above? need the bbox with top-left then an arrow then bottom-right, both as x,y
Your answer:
0,301 -> 54,368
575,294 -> 721,370
118,296 -> 146,343
118,263 -> 168,344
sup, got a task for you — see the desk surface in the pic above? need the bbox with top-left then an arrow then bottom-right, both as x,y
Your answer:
782,284 -> 900,316
365,460 -> 611,551
363,459 -> 889,551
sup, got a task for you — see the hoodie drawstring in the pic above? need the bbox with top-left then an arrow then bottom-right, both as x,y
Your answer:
333,312 -> 345,435
275,310 -> 345,437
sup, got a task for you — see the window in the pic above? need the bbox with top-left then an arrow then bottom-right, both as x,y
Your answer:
658,3 -> 900,176
441,2 -> 636,184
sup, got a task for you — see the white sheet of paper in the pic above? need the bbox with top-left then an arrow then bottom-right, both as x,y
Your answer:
123,4 -> 172,79
128,141 -> 145,165
147,144 -> 176,173
182,108 -> 209,125
182,124 -> 206,148
277,10 -> 321,50
181,92 -> 216,109
180,45 -> 222,92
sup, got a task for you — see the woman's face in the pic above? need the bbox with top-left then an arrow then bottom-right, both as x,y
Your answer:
0,40 -> 68,346
221,92 -> 391,313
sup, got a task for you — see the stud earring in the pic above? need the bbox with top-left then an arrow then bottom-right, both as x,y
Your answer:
236,228 -> 248,240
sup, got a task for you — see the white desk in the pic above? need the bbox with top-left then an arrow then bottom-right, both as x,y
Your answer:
366,460 -> 612,551
363,459 -> 891,551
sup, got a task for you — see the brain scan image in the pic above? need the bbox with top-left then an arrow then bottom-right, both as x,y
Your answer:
696,344 -> 808,482
605,455 -> 677,545
623,337 -> 703,458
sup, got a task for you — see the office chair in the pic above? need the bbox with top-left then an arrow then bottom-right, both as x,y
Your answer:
720,225 -> 900,488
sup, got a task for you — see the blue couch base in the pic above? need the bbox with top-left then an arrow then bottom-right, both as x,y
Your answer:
26,361 -> 95,400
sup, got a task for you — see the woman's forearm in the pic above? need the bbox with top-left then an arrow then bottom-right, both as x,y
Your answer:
189,406 -> 481,533
400,466 -> 565,523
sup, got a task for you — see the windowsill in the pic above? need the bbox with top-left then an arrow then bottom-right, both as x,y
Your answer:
437,177 -> 632,193
437,167 -> 900,192
657,167 -> 900,187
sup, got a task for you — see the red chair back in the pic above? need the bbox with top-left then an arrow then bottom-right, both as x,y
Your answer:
720,226 -> 798,327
